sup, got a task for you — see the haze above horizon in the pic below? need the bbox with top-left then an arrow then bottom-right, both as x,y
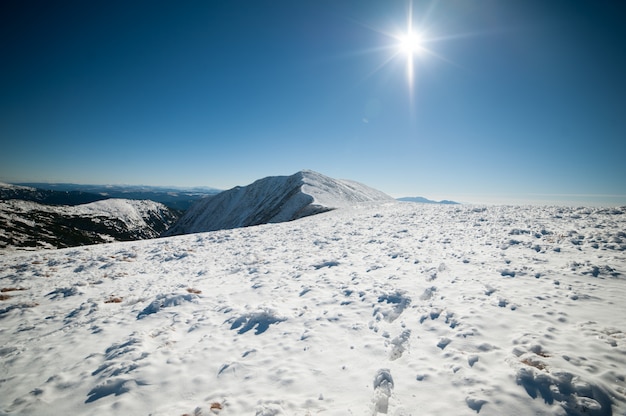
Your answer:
1,1 -> 625,206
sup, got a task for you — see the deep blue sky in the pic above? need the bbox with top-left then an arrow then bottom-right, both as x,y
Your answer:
1,1 -> 625,205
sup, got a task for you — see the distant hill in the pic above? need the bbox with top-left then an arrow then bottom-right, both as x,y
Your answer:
0,197 -> 180,250
397,196 -> 460,205
14,183 -> 221,211
164,170 -> 394,236
1,183 -> 181,249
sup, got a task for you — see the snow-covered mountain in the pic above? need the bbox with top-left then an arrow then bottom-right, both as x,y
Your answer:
164,170 -> 394,235
0,198 -> 180,250
1,203 -> 625,415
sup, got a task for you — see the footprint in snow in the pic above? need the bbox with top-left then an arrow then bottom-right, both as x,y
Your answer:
389,330 -> 411,361
437,337 -> 452,350
374,291 -> 411,323
465,396 -> 487,413
420,286 -> 437,300
372,369 -> 394,415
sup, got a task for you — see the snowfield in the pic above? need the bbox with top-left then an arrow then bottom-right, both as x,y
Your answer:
1,202 -> 625,415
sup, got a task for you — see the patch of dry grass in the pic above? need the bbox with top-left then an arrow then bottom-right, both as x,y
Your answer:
522,346 -> 551,368
520,349 -> 551,371
1,287 -> 27,292
521,357 -> 548,371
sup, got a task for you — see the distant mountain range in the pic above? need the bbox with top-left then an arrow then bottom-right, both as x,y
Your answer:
2,173 -> 459,250
14,183 -> 220,211
0,182 -> 107,206
164,170 -> 394,236
397,196 -> 460,205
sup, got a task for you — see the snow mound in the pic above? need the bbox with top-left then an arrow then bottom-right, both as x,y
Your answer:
137,293 -> 198,319
164,170 -> 393,235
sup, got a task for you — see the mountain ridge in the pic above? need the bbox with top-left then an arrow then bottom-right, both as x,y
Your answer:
164,170 -> 394,235
11,182 -> 220,210
1,182 -> 107,206
397,196 -> 460,205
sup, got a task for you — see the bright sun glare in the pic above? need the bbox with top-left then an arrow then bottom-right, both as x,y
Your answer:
391,2 -> 431,95
398,32 -> 424,56
360,0 -> 450,105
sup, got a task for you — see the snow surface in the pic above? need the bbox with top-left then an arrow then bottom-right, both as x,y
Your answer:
164,170 -> 394,235
1,202 -> 625,415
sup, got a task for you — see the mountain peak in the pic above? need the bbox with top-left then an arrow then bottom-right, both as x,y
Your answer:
164,170 -> 393,235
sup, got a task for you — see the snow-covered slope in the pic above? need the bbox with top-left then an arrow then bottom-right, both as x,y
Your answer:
1,203 -> 625,415
0,182 -> 35,191
164,170 -> 393,235
0,198 -> 179,250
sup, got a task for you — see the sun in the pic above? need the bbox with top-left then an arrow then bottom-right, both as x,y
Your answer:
355,0 -> 453,104
397,32 -> 425,56
393,29 -> 426,93
391,2 -> 431,94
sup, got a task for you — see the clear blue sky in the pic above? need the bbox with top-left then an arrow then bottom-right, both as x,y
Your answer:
1,1 -> 625,205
